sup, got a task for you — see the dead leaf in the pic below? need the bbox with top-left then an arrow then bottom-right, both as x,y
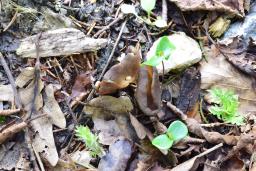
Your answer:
0,84 -> 14,102
200,46 -> 256,115
43,84 -> 66,128
19,79 -> 44,111
169,0 -> 245,17
70,71 -> 93,103
83,96 -> 133,119
221,156 -> 245,171
15,67 -> 35,88
0,142 -> 25,170
135,66 -> 163,117
98,45 -> 141,95
31,116 -> 59,166
129,114 -> 147,139
70,150 -> 92,168
98,138 -> 133,171
93,118 -> 122,145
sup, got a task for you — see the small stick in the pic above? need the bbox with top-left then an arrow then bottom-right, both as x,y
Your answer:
3,10 -> 18,32
28,32 -> 43,119
0,52 -> 22,109
87,19 -> 128,101
94,15 -> 123,38
0,109 -> 21,116
162,0 -> 167,22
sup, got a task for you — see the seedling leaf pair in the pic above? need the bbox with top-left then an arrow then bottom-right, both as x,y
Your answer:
152,120 -> 188,150
142,36 -> 175,66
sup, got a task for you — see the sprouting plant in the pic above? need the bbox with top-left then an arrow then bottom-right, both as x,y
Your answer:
152,120 -> 188,150
208,88 -> 244,125
75,125 -> 104,157
142,36 -> 175,66
120,3 -> 167,28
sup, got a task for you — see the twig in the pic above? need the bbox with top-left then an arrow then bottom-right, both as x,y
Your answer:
87,19 -> 128,101
0,109 -> 21,116
162,0 -> 167,22
32,144 -> 45,171
3,10 -> 18,32
94,15 -> 123,38
0,52 -> 22,109
28,32 -> 43,119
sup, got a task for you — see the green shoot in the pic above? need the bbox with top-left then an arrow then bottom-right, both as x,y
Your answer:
140,0 -> 156,17
142,36 -> 175,66
152,120 -> 188,150
208,88 -> 244,125
75,125 -> 104,157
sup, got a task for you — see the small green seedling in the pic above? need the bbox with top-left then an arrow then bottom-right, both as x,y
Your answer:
142,36 -> 175,66
152,120 -> 188,150
120,3 -> 167,28
208,88 -> 244,125
75,125 -> 104,157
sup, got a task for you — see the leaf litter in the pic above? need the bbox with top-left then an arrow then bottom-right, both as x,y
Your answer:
0,0 -> 256,170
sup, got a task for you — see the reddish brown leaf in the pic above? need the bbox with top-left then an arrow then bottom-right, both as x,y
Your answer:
70,71 -> 93,101
98,45 -> 141,95
135,66 -> 163,118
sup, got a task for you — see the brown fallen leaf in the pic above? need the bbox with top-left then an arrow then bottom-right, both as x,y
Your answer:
98,45 -> 141,95
135,66 -> 163,118
98,138 -> 133,171
70,71 -> 93,106
169,0 -> 245,17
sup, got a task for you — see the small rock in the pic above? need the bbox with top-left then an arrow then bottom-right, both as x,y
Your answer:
146,32 -> 202,74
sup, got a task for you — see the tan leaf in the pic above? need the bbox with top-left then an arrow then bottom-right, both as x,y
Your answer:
43,84 -> 66,128
0,84 -> 14,102
98,45 -> 141,95
31,117 -> 59,166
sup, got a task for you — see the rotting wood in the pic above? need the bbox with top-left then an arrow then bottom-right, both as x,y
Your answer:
16,28 -> 108,58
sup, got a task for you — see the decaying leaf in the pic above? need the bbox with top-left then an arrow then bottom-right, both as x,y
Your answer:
200,46 -> 256,115
0,84 -> 14,102
0,142 -> 25,170
19,79 -> 44,111
98,45 -> 141,95
129,114 -> 147,139
93,118 -> 122,145
70,71 -> 93,101
168,0 -> 245,17
43,84 -> 66,128
70,150 -> 92,168
98,139 -> 133,171
15,67 -> 35,88
135,66 -> 163,118
83,96 -> 134,119
31,116 -> 59,166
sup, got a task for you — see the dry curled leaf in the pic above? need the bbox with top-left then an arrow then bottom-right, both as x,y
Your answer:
98,45 -> 141,95
135,66 -> 163,118
70,71 -> 93,102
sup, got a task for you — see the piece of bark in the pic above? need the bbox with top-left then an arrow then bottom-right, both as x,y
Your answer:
16,28 -> 108,58
176,67 -> 201,117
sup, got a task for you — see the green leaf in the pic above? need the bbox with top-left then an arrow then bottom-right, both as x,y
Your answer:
75,125 -> 104,157
156,36 -> 175,60
208,88 -> 244,125
152,134 -> 173,150
167,120 -> 188,141
140,0 -> 156,13
142,36 -> 175,66
141,55 -> 165,66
